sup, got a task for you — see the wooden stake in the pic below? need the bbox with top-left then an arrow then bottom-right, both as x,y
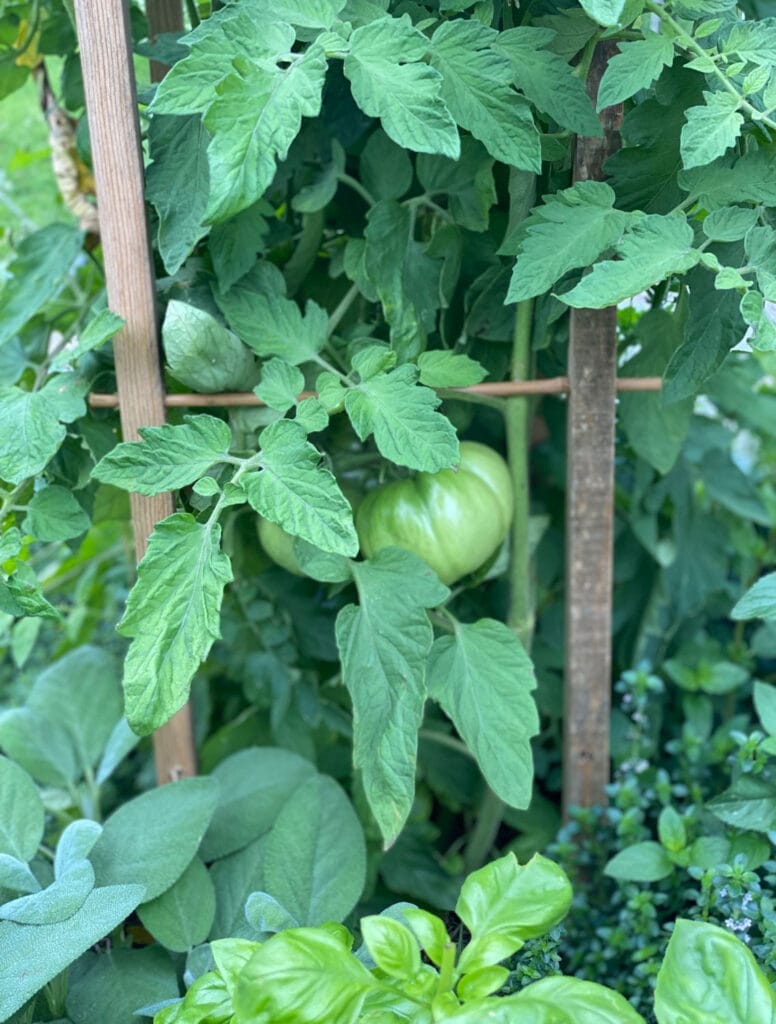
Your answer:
75,0 -> 196,783
563,43 -> 623,816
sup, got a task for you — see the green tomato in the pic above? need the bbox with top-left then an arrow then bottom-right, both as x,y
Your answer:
256,518 -> 303,576
355,441 -> 513,585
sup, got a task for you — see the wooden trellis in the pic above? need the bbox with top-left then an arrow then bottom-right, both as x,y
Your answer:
75,1 -> 636,809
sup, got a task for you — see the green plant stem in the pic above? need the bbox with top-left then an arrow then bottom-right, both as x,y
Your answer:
464,300 -> 535,874
436,388 -> 505,413
185,0 -> 201,26
327,282 -> 360,337
338,173 -> 376,206
436,942 -> 457,996
645,0 -> 776,132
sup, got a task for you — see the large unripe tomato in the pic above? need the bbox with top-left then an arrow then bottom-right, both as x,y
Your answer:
256,518 -> 303,576
355,442 -> 513,585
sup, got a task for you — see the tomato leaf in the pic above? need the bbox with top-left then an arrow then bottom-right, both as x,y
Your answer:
494,27 -> 601,135
559,214 -> 700,308
680,91 -> 744,170
216,262 -> 328,365
0,376 -> 88,484
118,514 -> 233,735
506,182 -> 632,303
335,549 -> 449,846
0,224 -> 83,350
243,419 -> 358,556
427,619 -> 538,810
429,20 -> 540,173
344,15 -> 459,157
596,32 -> 675,110
163,301 -> 257,393
255,358 -> 306,413
345,364 -> 460,473
417,350 -> 487,388
204,42 -> 327,223
92,415 -> 233,496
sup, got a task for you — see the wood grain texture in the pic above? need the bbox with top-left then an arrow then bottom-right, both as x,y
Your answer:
147,0 -> 184,82
75,0 -> 196,783
563,42 -> 623,816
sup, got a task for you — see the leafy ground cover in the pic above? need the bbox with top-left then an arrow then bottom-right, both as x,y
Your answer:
1,0 -> 776,1021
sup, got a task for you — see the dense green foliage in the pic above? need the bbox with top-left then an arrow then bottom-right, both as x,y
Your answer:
2,0 -> 776,1019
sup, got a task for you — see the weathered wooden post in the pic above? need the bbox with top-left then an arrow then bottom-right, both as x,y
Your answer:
563,43 -> 623,815
75,0 -> 196,783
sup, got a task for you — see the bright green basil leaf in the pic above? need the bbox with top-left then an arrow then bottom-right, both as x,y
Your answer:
495,975 -> 647,1023
0,885 -> 145,1022
344,15 -> 459,158
494,27 -> 600,136
263,775 -> 367,926
402,908 -> 450,966
163,301 -> 257,393
255,358 -> 305,413
457,853 -> 572,971
0,756 -> 44,861
92,415 -> 233,496
91,776 -> 218,900
211,936 -> 262,997
146,115 -> 210,275
506,181 -> 632,302
22,486 -> 90,542
681,91 -> 744,170
138,857 -> 216,952
655,918 -> 776,1023
0,223 -> 83,349
345,364 -> 459,472
456,964 -> 510,1001
336,548 -> 449,846
427,619 -> 538,809
117,514 -> 233,735
605,841 -> 674,882
204,43 -> 327,223
361,915 -> 420,980
234,928 -> 378,1024
429,20 -> 540,172
200,747 -> 316,861
596,32 -> 674,109
732,573 -> 776,620
243,419 -> 358,556
216,262 -> 328,365
560,214 -> 700,308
